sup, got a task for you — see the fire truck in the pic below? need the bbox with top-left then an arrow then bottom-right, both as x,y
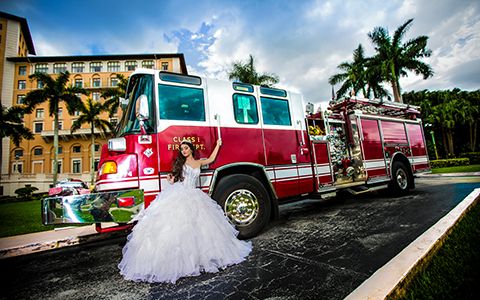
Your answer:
42,69 -> 429,238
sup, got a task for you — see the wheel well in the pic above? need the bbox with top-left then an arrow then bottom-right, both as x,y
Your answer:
391,153 -> 415,188
212,164 -> 279,220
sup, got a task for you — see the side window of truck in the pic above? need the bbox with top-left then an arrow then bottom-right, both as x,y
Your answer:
233,94 -> 258,124
260,97 -> 292,126
158,84 -> 205,121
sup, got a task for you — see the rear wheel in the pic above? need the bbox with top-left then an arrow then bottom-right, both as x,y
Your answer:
390,161 -> 412,195
212,174 -> 271,239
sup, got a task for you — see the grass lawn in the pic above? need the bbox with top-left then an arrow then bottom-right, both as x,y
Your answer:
395,201 -> 480,299
431,164 -> 480,174
0,200 -> 54,238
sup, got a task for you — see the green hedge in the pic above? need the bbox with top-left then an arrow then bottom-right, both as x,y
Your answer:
460,152 -> 480,164
430,158 -> 470,169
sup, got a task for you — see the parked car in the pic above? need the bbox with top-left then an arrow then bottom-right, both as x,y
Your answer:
48,178 -> 90,197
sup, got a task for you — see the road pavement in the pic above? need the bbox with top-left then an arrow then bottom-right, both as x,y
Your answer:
1,176 -> 479,300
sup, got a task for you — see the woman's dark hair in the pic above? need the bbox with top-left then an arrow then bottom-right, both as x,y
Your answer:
171,141 -> 195,182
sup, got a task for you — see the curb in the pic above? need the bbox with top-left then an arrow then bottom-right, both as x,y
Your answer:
415,171 -> 480,178
0,224 -> 129,259
345,188 -> 480,300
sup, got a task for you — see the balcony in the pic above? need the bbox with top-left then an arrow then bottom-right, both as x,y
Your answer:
41,128 -> 111,142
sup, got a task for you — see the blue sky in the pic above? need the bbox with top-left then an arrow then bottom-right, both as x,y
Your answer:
2,0 -> 479,108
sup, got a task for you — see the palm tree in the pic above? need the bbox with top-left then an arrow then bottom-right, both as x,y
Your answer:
1,105 -> 34,146
368,18 -> 433,103
71,97 -> 114,185
228,55 -> 279,87
24,71 -> 85,185
101,73 -> 129,117
329,44 -> 369,99
1,105 -> 34,177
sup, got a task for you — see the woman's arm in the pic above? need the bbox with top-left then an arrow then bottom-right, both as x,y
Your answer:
200,139 -> 222,166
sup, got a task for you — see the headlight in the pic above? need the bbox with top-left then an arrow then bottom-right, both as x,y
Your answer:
100,161 -> 117,175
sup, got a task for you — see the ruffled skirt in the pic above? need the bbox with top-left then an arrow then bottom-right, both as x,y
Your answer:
118,183 -> 252,283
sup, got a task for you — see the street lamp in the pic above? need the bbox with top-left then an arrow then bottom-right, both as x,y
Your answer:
425,123 -> 439,160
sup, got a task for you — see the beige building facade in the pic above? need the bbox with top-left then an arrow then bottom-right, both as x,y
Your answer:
0,12 -> 187,195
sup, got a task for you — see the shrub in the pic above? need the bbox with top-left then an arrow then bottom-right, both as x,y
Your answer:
460,152 -> 480,164
14,185 -> 39,200
430,158 -> 470,169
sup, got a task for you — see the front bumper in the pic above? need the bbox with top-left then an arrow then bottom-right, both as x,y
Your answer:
42,189 -> 144,225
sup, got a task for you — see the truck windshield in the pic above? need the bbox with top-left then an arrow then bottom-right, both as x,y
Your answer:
116,74 -> 155,136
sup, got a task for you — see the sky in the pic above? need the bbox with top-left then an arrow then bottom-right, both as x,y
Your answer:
2,0 -> 479,109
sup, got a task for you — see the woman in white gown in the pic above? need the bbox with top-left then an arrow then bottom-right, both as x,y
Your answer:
118,139 -> 252,283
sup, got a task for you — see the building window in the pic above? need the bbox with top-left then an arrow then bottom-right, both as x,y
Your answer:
92,77 -> 101,87
72,145 -> 82,153
58,108 -> 63,117
75,78 -> 83,88
92,92 -> 100,101
110,77 -> 118,87
18,80 -> 26,89
53,160 -> 63,174
12,162 -> 23,174
57,146 -> 63,154
18,66 -> 27,75
34,122 -> 43,133
53,63 -> 67,74
36,109 -> 45,119
52,121 -> 63,130
14,149 -> 24,158
125,61 -> 137,71
161,62 -> 169,71
90,62 -> 102,72
33,147 -> 43,155
107,61 -> 120,72
142,60 -> 154,69
17,95 -> 26,104
94,144 -> 100,152
94,159 -> 100,171
35,63 -> 48,74
72,62 -> 84,73
72,159 -> 81,173
109,118 -> 118,127
37,80 -> 44,89
73,110 -> 81,116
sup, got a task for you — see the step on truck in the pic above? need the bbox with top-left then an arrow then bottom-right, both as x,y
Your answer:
42,69 -> 430,238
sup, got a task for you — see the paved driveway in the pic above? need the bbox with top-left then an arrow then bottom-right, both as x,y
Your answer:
2,176 -> 479,300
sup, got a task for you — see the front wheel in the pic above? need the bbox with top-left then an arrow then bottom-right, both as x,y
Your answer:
212,174 -> 271,239
389,161 -> 412,195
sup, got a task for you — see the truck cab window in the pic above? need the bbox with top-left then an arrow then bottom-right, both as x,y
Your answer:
117,74 -> 155,136
233,94 -> 258,124
158,84 -> 205,121
260,97 -> 292,126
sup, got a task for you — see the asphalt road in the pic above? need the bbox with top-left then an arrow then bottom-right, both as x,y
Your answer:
2,176 -> 479,300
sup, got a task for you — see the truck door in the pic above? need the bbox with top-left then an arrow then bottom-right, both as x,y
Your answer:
359,118 -> 388,179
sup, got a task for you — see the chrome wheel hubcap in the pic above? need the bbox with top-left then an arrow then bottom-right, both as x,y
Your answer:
396,169 -> 408,189
224,189 -> 259,226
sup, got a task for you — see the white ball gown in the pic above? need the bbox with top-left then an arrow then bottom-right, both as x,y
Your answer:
118,164 -> 252,283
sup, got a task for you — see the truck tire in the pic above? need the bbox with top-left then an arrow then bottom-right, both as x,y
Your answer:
389,161 -> 412,195
212,174 -> 271,239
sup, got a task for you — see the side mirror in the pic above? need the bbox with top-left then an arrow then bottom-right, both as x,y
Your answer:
137,95 -> 149,120
119,97 -> 129,109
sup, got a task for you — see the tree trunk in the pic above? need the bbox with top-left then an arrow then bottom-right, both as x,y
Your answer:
53,111 -> 59,185
90,124 -> 95,186
469,122 -> 474,152
441,127 -> 448,158
446,130 -> 455,157
474,120 -> 478,152
390,64 -> 402,103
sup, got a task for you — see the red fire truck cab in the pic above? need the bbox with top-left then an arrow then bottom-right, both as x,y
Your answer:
42,69 -> 430,238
